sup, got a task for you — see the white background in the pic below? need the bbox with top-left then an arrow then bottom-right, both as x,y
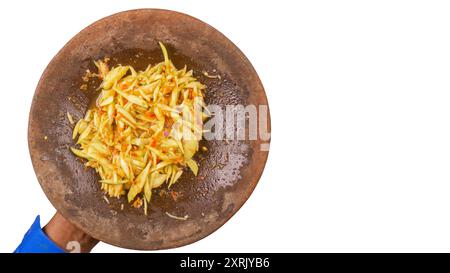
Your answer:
1,0 -> 450,253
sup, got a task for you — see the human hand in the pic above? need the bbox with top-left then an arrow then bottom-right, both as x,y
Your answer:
43,212 -> 98,253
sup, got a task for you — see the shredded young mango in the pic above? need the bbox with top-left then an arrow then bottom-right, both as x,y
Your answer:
71,42 -> 206,212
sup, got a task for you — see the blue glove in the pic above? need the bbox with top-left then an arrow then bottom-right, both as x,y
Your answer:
14,215 -> 65,253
